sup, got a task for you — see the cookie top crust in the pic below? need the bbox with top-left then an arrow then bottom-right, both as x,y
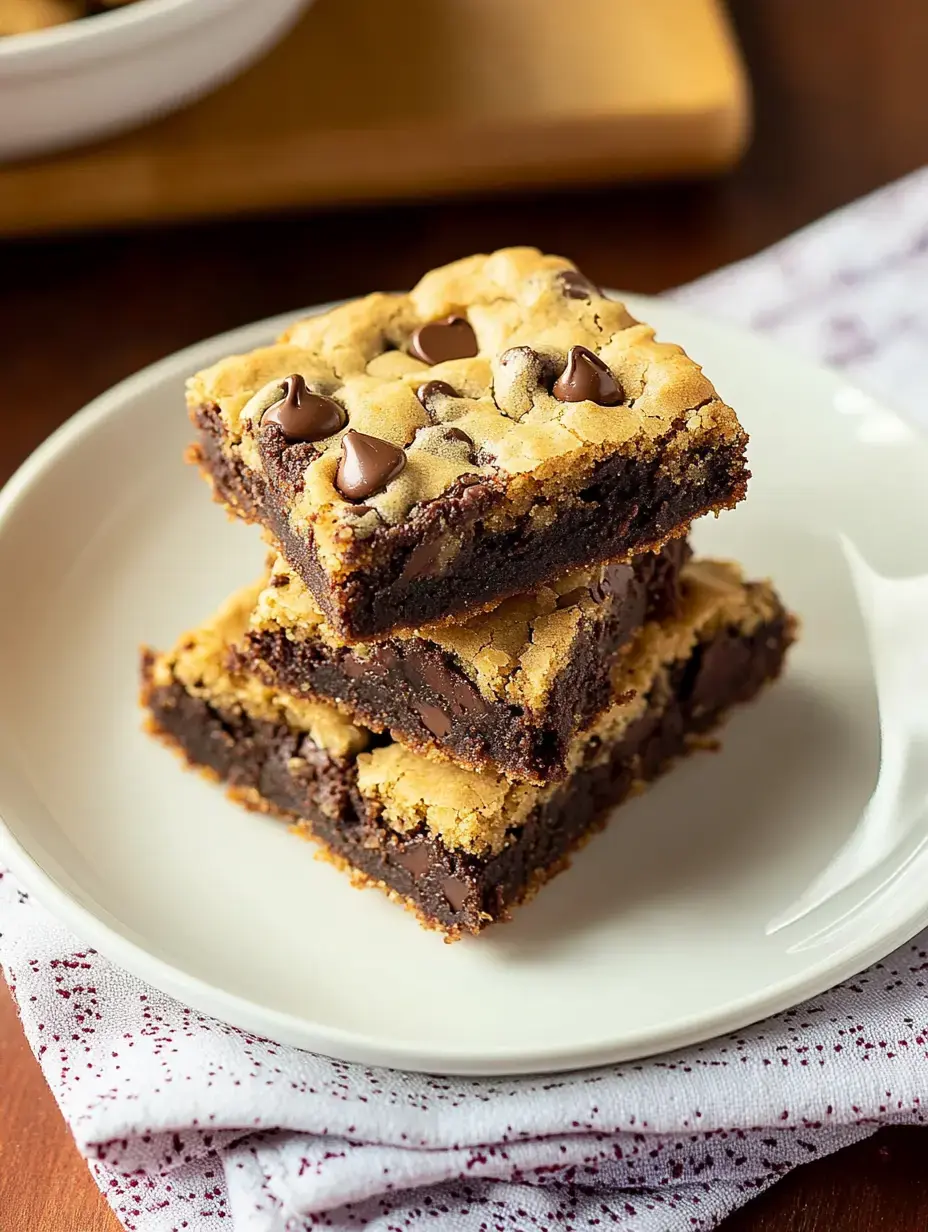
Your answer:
252,551 -> 636,714
150,560 -> 787,859
188,248 -> 745,573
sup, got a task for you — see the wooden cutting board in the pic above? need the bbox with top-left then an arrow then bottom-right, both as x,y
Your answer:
0,0 -> 749,237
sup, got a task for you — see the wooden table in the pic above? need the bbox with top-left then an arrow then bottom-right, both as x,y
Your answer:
1,2 -> 927,1227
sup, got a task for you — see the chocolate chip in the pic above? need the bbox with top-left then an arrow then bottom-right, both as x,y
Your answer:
595,563 -> 633,602
458,480 -> 491,513
443,426 -> 473,447
416,379 -> 458,409
418,656 -> 488,716
441,875 -> 470,912
689,633 -> 753,715
372,645 -> 399,673
262,374 -> 346,442
401,537 -> 445,582
395,843 -> 431,878
552,346 -> 623,406
341,654 -> 367,679
409,316 -> 478,365
416,701 -> 452,740
335,430 -> 406,500
557,269 -> 600,300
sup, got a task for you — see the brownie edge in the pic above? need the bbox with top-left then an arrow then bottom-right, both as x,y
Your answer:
142,613 -> 792,939
243,540 -> 690,785
191,402 -> 745,642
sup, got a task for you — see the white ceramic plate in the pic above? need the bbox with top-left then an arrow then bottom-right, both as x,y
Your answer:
1,298 -> 927,1077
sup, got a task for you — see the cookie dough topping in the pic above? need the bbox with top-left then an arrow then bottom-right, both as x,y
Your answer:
262,374 -> 347,442
336,430 -> 407,500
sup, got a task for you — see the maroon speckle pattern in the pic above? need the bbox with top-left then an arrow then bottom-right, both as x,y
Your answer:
4,857 -> 928,1230
5,168 -> 928,1228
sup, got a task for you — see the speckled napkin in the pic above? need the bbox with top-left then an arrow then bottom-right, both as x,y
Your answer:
3,166 -> 928,1232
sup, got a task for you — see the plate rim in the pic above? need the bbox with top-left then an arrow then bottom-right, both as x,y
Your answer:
1,296 -> 926,1077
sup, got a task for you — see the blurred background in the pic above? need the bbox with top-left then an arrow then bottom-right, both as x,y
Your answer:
1,2 -> 927,1229
1,0 -> 925,493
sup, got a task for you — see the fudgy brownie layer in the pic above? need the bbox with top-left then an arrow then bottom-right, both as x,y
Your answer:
243,541 -> 689,785
143,614 -> 791,938
193,402 -> 745,642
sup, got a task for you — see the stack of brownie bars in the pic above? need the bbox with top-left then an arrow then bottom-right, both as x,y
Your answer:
142,248 -> 795,938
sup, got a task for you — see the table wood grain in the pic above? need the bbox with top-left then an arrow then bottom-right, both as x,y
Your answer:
1,2 -> 927,1228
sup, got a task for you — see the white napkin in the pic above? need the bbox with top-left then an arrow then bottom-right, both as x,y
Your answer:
3,166 -> 928,1232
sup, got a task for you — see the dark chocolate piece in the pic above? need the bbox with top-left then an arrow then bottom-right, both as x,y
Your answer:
409,316 -> 478,365
143,611 -> 792,937
395,845 -> 431,877
400,537 -> 446,582
552,346 -> 623,406
262,375 -> 346,442
416,701 -> 452,739
416,380 -> 459,408
442,426 -> 474,448
335,430 -> 406,501
557,269 -> 601,300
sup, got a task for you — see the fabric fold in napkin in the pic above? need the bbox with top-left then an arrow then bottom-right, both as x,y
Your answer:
3,165 -> 928,1232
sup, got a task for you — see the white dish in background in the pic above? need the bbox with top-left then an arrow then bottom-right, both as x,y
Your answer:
0,0 -> 314,161
0,297 -> 927,1076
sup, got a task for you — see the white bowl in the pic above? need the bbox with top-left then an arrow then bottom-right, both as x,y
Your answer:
0,0 -> 314,162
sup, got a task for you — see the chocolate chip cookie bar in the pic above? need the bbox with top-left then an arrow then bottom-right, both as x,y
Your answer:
241,540 -> 689,785
188,248 -> 749,642
141,559 -> 793,938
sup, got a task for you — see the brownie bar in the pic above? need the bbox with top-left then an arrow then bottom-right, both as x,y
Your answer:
187,248 -> 748,641
141,561 -> 793,937
242,539 -> 689,785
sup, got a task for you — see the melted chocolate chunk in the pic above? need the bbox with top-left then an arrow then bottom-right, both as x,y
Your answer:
335,430 -> 406,500
416,379 -> 459,409
557,268 -> 600,300
401,536 -> 445,582
262,374 -> 346,442
458,479 -> 491,513
372,645 -> 400,672
552,346 -> 623,406
592,563 -> 633,603
420,658 -> 488,716
441,876 -> 470,912
341,654 -> 367,679
395,843 -> 431,878
416,701 -> 452,740
409,316 -> 478,365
